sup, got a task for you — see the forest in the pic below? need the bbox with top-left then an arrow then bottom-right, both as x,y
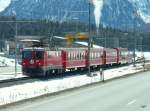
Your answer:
0,16 -> 149,51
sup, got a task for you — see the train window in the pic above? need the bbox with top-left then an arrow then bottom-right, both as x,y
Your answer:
92,53 -> 94,59
68,53 -> 71,60
97,52 -> 99,57
22,51 -> 32,59
71,52 -> 74,60
94,52 -> 96,58
76,52 -> 78,60
55,52 -> 58,57
80,52 -> 82,60
82,52 -> 85,59
72,53 -> 74,60
58,52 -> 61,56
48,53 -> 51,58
90,53 -> 93,59
57,52 -> 59,57
92,52 -> 94,59
48,51 -> 55,58
70,53 -> 72,60
75,52 -> 77,60
77,52 -> 80,60
74,52 -> 76,60
70,52 -> 73,60
81,52 -> 83,60
35,51 -> 44,59
68,52 -> 70,60
56,52 -> 60,57
73,52 -> 75,60
79,53 -> 81,60
54,52 -> 57,56
95,53 -> 97,58
96,52 -> 98,58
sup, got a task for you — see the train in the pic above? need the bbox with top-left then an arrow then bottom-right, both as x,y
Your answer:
21,47 -> 133,77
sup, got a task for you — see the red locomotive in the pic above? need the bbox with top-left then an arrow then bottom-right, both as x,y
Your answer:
22,47 -> 133,77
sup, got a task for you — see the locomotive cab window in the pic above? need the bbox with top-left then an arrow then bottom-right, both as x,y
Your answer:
35,51 -> 44,59
22,51 -> 32,59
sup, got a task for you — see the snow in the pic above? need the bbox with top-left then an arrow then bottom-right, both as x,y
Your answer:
20,39 -> 40,42
75,41 -> 104,48
0,0 -> 11,12
143,52 -> 150,60
0,56 -> 20,67
137,10 -> 150,23
136,52 -> 150,60
53,36 -> 66,40
129,0 -> 150,23
0,62 -> 149,106
0,55 -> 22,80
92,0 -> 104,29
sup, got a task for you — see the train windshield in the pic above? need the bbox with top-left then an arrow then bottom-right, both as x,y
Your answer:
22,51 -> 44,59
35,51 -> 44,59
22,51 -> 32,59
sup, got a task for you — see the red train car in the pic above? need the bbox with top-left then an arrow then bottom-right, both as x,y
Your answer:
62,48 -> 104,70
22,47 -> 132,77
22,48 -> 63,76
104,48 -> 118,65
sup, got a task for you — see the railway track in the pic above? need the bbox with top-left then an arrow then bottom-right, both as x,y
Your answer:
0,60 -> 149,88
0,77 -> 40,88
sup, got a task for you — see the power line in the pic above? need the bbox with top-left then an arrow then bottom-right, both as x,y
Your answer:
0,20 -> 38,23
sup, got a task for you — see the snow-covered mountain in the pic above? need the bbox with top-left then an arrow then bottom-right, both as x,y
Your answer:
0,0 -> 11,12
1,0 -> 92,22
0,0 -> 150,31
100,0 -> 150,30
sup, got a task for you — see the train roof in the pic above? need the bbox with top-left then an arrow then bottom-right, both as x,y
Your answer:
23,47 -> 104,52
23,47 -> 45,51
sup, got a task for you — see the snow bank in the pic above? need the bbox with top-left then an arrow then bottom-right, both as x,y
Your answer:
136,52 -> 150,60
0,55 -> 22,80
0,63 -> 148,106
0,56 -> 20,67
143,52 -> 150,60
0,66 -> 23,80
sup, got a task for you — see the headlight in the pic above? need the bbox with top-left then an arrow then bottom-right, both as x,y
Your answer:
38,62 -> 41,66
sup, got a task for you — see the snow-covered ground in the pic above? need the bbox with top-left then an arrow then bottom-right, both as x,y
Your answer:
0,63 -> 149,106
0,55 -> 22,80
0,52 -> 149,106
0,56 -> 21,67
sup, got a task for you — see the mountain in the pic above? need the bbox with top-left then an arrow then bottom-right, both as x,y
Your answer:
101,0 -> 150,31
1,0 -> 93,22
0,0 -> 150,32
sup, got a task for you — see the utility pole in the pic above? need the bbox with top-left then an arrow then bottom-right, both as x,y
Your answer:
12,11 -> 18,77
104,31 -> 107,48
0,17 -> 37,77
15,20 -> 18,77
133,10 -> 138,67
88,0 -> 92,76
133,33 -> 136,67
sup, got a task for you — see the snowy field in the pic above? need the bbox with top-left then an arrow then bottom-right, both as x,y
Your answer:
0,55 -> 22,80
0,63 -> 149,106
0,52 -> 149,106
